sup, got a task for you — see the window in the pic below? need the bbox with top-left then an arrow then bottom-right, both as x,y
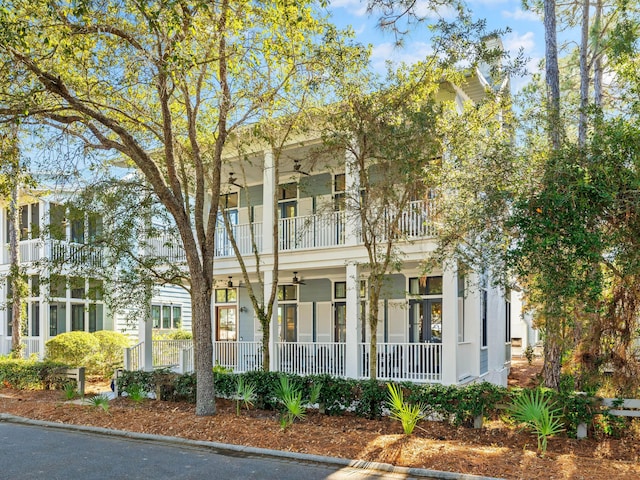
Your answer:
279,183 -> 297,200
151,305 -> 161,329
278,285 -> 297,301
217,307 -> 237,341
215,288 -> 237,303
481,289 -> 488,348
6,305 -> 12,337
151,304 -> 182,329
409,276 -> 443,295
31,303 -> 40,337
220,192 -> 238,209
70,277 -> 85,299
505,296 -> 511,343
89,304 -> 103,332
458,274 -> 465,342
49,204 -> 67,241
69,207 -> 85,244
88,279 -> 103,300
334,282 -> 346,299
49,275 -> 66,298
278,284 -> 297,342
71,304 -> 85,331
31,275 -> 40,297
88,214 -> 103,244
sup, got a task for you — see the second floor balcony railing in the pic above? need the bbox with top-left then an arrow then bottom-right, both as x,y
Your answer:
142,199 -> 436,261
1,238 -> 104,268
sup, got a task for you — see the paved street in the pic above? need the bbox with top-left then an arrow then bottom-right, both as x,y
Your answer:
0,422 -> 427,479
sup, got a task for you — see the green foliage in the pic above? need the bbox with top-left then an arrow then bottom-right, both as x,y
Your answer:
524,345 -> 535,365
87,394 -> 110,412
235,376 -> 256,416
45,332 -> 100,368
354,379 -> 386,420
0,357 -> 69,390
172,373 -> 197,403
62,381 -> 78,400
508,389 -> 564,453
90,331 -> 131,377
310,374 -> 355,415
241,370 -> 284,410
275,375 -> 306,430
213,363 -> 233,374
125,383 -> 147,404
387,383 -> 425,435
153,330 -> 193,340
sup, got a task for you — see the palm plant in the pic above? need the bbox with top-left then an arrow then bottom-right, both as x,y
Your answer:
386,383 -> 425,435
235,376 -> 256,416
275,375 -> 306,430
87,394 -> 110,412
125,383 -> 146,404
62,382 -> 78,401
508,388 -> 564,453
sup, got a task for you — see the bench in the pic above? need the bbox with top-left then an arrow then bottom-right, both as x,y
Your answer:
47,367 -> 85,396
601,398 -> 640,417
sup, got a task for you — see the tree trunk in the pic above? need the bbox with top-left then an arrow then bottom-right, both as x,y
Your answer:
593,0 -> 603,108
191,281 -> 216,416
578,0 -> 590,148
8,161 -> 23,359
368,290 -> 379,380
544,0 -> 562,150
261,315 -> 270,371
543,331 -> 562,389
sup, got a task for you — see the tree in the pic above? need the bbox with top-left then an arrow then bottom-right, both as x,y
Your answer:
0,125 -> 29,358
0,0 -> 355,415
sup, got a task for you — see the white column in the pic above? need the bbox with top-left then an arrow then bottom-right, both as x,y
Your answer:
262,149 -> 276,255
441,262 -> 459,385
344,147 -> 360,246
264,269 -> 279,372
345,262 -> 360,378
138,298 -> 153,372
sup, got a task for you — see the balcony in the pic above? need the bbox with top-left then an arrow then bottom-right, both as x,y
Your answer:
144,199 -> 436,261
1,239 -> 104,268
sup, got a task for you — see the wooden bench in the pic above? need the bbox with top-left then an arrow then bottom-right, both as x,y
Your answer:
47,367 -> 85,396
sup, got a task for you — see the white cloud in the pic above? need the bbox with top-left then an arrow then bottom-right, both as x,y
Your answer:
330,0 -> 368,17
503,31 -> 536,55
370,41 -> 434,72
502,8 -> 541,22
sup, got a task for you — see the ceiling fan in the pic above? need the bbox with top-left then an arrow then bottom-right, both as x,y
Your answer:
292,272 -> 306,285
227,172 -> 244,188
226,276 -> 245,288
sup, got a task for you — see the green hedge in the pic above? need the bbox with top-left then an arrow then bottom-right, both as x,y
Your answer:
0,357 -> 70,389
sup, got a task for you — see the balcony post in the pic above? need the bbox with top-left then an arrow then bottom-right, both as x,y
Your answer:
344,147 -> 360,246
262,149 -> 275,254
441,262 -> 459,384
345,262 -> 360,378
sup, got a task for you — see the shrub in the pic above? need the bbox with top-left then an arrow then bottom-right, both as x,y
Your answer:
45,332 -> 100,368
387,383 -> 425,435
310,374 -> 355,415
354,379 -> 386,419
0,357 -> 69,390
91,331 -> 131,377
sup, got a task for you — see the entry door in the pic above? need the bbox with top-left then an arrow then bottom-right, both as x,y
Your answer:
278,304 -> 297,342
334,302 -> 346,342
409,299 -> 442,343
216,306 -> 237,341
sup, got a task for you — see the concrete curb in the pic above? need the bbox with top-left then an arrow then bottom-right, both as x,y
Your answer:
0,413 -> 504,480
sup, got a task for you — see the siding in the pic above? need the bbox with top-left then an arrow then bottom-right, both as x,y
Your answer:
480,348 -> 489,375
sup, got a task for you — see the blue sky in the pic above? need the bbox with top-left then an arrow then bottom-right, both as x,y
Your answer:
327,0 -> 549,91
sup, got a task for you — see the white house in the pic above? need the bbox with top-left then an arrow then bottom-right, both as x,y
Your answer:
0,191 -> 192,358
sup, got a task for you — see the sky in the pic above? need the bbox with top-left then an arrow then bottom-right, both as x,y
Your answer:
327,0 -> 552,92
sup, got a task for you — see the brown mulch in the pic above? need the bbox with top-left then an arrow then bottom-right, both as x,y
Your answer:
1,359 -> 639,480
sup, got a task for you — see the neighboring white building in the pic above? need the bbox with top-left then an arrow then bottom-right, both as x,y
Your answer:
0,192 -> 191,357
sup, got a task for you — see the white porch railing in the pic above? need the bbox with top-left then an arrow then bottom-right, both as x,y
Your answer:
145,233 -> 186,263
0,337 -> 42,358
358,342 -> 442,382
398,200 -> 437,238
214,222 -> 263,257
153,339 -> 193,367
213,341 -> 263,372
279,211 -> 346,251
48,240 -> 104,268
275,342 -> 346,377
124,342 -> 144,371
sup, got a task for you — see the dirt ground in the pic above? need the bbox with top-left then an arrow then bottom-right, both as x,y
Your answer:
1,358 -> 639,480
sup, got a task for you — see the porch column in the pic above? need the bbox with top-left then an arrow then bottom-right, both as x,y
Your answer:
344,147 -> 360,246
345,262 -> 360,378
441,262 -> 459,385
264,269 -> 279,372
139,283 -> 153,371
262,149 -> 276,255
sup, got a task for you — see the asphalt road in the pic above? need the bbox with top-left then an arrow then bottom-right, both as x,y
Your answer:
0,422 -> 427,480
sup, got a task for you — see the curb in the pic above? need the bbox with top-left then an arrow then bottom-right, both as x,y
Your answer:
0,413 -> 504,480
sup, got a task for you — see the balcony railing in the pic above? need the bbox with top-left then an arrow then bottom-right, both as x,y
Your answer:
1,239 -> 104,268
214,222 -> 263,258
